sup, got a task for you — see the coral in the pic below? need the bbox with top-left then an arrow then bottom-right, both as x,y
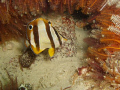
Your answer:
81,2 -> 120,89
88,6 -> 120,56
0,0 -> 119,44
85,51 -> 120,89
0,0 -> 120,89
0,0 -> 47,44
82,0 -> 107,14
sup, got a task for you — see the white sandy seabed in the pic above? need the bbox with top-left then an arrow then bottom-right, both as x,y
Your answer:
0,15 -> 112,90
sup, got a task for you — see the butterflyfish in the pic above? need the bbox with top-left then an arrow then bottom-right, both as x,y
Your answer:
25,18 -> 67,57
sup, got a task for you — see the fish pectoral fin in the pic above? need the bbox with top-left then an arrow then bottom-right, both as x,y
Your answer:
48,48 -> 55,57
33,49 -> 44,55
31,45 -> 45,55
25,40 -> 30,47
35,49 -> 44,55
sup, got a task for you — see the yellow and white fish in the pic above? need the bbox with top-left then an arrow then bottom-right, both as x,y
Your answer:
25,18 -> 66,57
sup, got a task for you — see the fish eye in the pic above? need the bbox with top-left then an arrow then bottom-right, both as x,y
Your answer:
28,25 -> 33,30
48,21 -> 51,24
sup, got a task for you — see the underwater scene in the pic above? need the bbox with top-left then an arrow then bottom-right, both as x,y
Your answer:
0,0 -> 120,90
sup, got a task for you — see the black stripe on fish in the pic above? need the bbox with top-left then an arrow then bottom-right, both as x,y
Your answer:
44,20 -> 55,49
33,25 -> 40,51
52,26 -> 62,46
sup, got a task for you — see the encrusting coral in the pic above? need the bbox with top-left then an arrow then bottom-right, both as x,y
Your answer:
1,0 -> 120,89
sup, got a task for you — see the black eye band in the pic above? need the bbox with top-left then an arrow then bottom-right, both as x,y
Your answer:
29,25 -> 33,30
